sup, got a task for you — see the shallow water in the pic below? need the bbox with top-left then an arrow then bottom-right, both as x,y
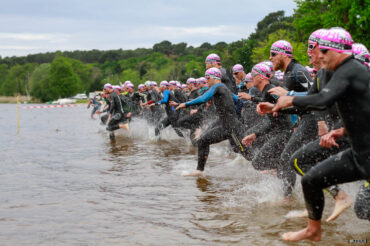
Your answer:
0,104 -> 369,245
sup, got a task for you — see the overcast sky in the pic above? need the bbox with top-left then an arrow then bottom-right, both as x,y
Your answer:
0,0 -> 296,57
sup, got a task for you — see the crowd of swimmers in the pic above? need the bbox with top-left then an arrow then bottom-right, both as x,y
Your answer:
87,27 -> 369,242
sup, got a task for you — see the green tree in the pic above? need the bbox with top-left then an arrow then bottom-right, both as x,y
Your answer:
293,0 -> 369,47
0,63 -> 36,96
30,63 -> 53,102
0,64 -> 8,89
49,56 -> 83,99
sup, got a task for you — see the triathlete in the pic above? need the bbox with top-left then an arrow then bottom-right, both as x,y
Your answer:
105,85 -> 131,140
176,67 -> 247,176
150,81 -> 183,137
87,96 -> 102,119
241,63 -> 294,198
267,27 -> 370,242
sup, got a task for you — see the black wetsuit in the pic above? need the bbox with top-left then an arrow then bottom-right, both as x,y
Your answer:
147,89 -> 163,124
100,97 -> 111,125
292,57 -> 370,221
284,59 -> 312,92
247,83 -> 294,196
107,91 -> 130,131
275,61 -> 318,195
354,181 -> 370,221
185,83 -> 246,171
220,67 -> 237,93
127,92 -> 147,117
155,89 -> 183,137
289,69 -> 349,199
174,89 -> 187,103
176,89 -> 213,143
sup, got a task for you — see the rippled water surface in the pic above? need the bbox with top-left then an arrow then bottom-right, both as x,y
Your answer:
0,104 -> 369,245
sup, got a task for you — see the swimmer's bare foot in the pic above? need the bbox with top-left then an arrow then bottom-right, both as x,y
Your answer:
183,170 -> 203,177
282,219 -> 321,242
326,190 -> 353,222
120,123 -> 130,133
194,128 -> 202,140
273,196 -> 293,206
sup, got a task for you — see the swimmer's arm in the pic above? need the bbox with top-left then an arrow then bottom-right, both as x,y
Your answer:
293,73 -> 349,110
157,90 -> 170,104
185,85 -> 215,107
246,117 -> 271,137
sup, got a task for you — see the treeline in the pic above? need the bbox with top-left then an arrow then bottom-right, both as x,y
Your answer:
0,0 -> 368,102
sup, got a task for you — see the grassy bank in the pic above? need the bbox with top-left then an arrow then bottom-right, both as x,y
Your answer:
0,96 -> 37,104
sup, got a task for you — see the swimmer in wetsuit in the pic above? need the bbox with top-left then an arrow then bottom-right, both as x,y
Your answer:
262,27 -> 370,242
105,85 -> 132,139
149,81 -> 183,138
241,63 -> 294,198
283,29 -> 353,222
87,97 -> 102,119
176,67 -> 247,176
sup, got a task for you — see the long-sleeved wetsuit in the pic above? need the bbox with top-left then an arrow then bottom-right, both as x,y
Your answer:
185,83 -> 247,171
292,56 -> 370,220
247,83 -> 294,196
107,91 -> 130,131
155,90 -> 183,137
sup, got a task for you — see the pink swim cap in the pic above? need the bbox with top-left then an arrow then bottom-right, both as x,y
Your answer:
205,53 -> 221,64
138,84 -> 145,89
160,81 -> 169,87
186,78 -> 196,84
318,27 -> 353,54
270,40 -> 293,57
112,85 -> 121,92
243,73 -> 253,82
232,64 -> 244,73
151,81 -> 158,87
251,63 -> 272,79
169,80 -> 177,86
308,29 -> 327,45
104,83 -> 112,89
352,43 -> 369,64
205,67 -> 222,80
127,83 -> 135,89
197,77 -> 207,85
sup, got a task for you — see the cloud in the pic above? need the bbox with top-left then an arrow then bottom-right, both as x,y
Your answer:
0,32 -> 71,42
0,0 -> 296,57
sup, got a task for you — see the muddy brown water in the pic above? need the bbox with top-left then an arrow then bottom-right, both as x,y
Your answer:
0,104 -> 369,245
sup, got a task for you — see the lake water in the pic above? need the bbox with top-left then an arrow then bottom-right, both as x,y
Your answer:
0,104 -> 368,245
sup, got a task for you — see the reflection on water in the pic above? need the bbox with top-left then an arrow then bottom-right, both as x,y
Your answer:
0,104 -> 368,245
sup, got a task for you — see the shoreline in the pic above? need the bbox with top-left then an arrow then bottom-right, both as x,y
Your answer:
0,96 -> 88,104
0,96 -> 34,104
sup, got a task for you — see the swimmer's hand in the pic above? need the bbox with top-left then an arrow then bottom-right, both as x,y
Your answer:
320,128 -> 345,148
242,133 -> 256,147
176,103 -> 186,110
238,92 -> 251,100
268,87 -> 288,97
272,96 -> 294,112
169,101 -> 178,107
190,109 -> 198,115
257,102 -> 274,115
317,121 -> 329,137
126,112 -> 132,118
